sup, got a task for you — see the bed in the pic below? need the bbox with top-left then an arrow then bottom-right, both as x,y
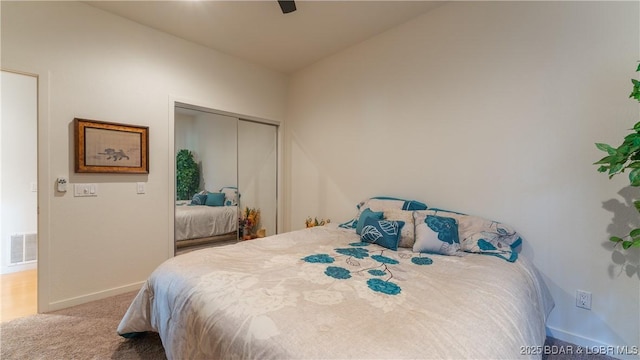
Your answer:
174,204 -> 238,249
175,187 -> 241,251
118,221 -> 554,359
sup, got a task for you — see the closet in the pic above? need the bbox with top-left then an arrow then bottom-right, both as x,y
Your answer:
174,103 -> 278,253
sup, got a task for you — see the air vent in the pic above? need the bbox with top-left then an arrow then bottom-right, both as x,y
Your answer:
10,233 -> 37,265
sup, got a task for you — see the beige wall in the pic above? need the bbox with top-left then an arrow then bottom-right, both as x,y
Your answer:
1,1 -> 287,310
286,1 -> 639,351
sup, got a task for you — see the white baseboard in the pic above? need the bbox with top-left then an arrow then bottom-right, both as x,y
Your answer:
547,326 -> 640,360
47,281 -> 145,312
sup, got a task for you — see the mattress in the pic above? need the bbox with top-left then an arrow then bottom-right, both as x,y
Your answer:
174,205 -> 237,241
118,225 -> 554,359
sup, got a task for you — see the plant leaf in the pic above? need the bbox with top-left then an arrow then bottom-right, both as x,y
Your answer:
609,163 -> 624,176
630,228 -> 640,238
629,168 -> 640,186
634,201 -> 640,213
595,143 -> 617,155
622,240 -> 633,249
593,156 -> 612,165
610,236 -> 623,243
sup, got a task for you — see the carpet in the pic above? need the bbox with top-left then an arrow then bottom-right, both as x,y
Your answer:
0,291 -> 166,359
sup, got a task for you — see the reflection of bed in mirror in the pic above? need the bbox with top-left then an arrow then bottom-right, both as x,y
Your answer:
175,201 -> 238,253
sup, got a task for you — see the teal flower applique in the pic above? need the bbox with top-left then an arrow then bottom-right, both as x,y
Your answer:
335,247 -> 369,259
302,254 -> 335,263
425,215 -> 459,244
368,269 -> 386,276
371,254 -> 399,265
325,266 -> 351,279
478,239 -> 496,250
367,278 -> 401,295
349,242 -> 370,247
411,257 -> 433,265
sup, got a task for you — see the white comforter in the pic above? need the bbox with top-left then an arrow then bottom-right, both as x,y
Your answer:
118,226 -> 554,359
175,205 -> 237,241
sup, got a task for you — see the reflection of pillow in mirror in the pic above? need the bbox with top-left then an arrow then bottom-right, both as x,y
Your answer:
205,192 -> 225,206
191,193 -> 207,205
220,187 -> 238,206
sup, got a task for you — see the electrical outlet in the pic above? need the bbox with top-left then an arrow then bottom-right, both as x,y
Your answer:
576,290 -> 592,310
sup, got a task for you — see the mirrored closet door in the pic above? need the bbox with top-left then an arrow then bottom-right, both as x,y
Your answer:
174,105 -> 239,253
238,120 -> 278,239
174,104 -> 279,254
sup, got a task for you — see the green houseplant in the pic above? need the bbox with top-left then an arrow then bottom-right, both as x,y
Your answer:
594,64 -> 640,250
176,149 -> 200,200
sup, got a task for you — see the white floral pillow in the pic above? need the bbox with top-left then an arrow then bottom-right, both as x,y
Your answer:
219,187 -> 238,206
413,211 -> 462,256
384,209 -> 415,248
421,209 -> 521,262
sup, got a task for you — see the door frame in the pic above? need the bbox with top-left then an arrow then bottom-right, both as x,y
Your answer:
1,68 -> 48,313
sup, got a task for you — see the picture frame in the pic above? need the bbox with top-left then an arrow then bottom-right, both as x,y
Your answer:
74,118 -> 149,174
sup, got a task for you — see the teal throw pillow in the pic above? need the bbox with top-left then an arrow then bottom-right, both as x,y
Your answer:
190,193 -> 207,205
360,217 -> 405,251
356,208 -> 384,235
205,192 -> 225,206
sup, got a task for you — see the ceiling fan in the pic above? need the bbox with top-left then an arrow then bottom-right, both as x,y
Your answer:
277,0 -> 297,14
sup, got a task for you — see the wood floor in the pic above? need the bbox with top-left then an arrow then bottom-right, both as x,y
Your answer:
1,269 -> 37,322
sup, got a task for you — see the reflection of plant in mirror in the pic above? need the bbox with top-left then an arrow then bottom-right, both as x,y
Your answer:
176,149 -> 199,200
594,64 -> 640,250
240,207 -> 261,236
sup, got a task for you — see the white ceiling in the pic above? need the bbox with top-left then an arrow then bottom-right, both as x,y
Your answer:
86,1 -> 443,74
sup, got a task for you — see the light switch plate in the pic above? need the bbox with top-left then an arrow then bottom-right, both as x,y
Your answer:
136,182 -> 146,194
74,183 -> 98,197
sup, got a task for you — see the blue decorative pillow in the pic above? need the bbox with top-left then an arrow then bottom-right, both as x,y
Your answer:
356,208 -> 384,235
190,193 -> 207,205
360,217 -> 405,251
413,212 -> 461,256
205,192 -> 225,206
219,187 -> 238,206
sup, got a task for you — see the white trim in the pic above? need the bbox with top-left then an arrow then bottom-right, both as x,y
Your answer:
38,70 -> 51,313
546,326 -> 639,360
47,281 -> 145,312
168,97 -> 176,258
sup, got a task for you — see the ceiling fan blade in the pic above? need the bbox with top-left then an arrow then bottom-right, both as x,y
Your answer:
278,0 -> 296,14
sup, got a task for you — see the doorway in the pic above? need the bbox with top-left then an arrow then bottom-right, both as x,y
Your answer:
0,70 -> 39,320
